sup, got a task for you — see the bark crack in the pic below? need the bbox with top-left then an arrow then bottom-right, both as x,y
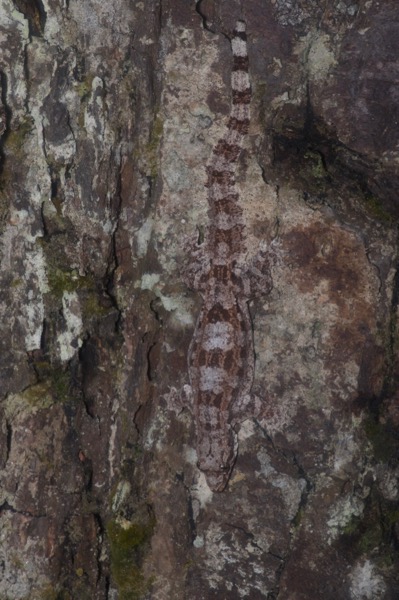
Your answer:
5,420 -> 12,465
0,500 -> 46,519
12,0 -> 47,38
272,452 -> 314,599
382,246 -> 399,398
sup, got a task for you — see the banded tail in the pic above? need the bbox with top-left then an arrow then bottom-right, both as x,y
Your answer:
206,20 -> 251,264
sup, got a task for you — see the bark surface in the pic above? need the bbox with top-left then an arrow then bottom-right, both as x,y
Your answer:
0,0 -> 398,598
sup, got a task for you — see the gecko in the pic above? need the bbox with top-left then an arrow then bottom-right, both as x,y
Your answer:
184,20 -> 273,492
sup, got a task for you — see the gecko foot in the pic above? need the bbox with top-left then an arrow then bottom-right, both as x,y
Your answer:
245,243 -> 274,299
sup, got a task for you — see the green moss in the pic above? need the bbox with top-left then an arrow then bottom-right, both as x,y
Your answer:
340,509 -> 382,556
75,75 -> 95,130
82,292 -> 110,320
363,194 -> 393,224
292,506 -> 304,528
0,117 -> 34,208
50,195 -> 63,216
46,266 -> 93,300
41,238 -> 109,324
50,368 -> 71,402
379,506 -> 399,568
22,381 -> 53,407
145,113 -> 164,177
68,583 -> 92,600
23,368 -> 72,404
354,506 -> 398,568
32,360 -> 52,379
10,278 -> 22,287
383,508 -> 399,527
304,150 -> 326,180
340,492 -> 399,569
17,586 -> 72,600
4,116 -> 34,154
196,225 -> 205,245
364,417 -> 396,462
9,553 -> 24,570
35,586 -> 59,600
75,75 -> 95,100
357,521 -> 383,554
183,559 -> 194,571
107,516 -> 155,600
150,114 -> 164,147
119,412 -> 130,436
342,515 -> 362,536
311,320 -> 323,337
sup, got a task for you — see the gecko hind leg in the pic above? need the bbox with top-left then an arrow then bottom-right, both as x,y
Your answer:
163,384 -> 194,417
231,393 -> 264,428
232,243 -> 273,300
245,243 -> 274,299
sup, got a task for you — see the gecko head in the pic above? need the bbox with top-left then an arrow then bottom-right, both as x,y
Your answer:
198,442 -> 237,491
202,462 -> 235,493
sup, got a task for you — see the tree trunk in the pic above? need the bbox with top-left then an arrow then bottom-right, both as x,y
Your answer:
0,0 -> 398,598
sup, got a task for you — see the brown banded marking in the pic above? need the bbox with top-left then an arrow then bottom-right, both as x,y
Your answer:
208,183 -> 239,203
213,139 -> 241,162
232,55 -> 249,71
232,89 -> 251,104
213,211 -> 245,231
207,263 -> 230,283
226,117 -> 250,134
207,169 -> 235,187
213,194 -> 242,213
210,225 -> 245,254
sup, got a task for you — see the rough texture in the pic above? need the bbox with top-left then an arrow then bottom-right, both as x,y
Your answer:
0,0 -> 398,598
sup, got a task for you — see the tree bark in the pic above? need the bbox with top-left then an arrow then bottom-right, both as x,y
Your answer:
0,0 -> 398,598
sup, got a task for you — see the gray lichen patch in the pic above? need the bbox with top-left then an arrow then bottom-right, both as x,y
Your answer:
4,384 -> 54,417
255,447 -> 306,520
328,494 -> 366,542
298,32 -> 338,82
57,291 -> 83,362
349,560 -> 387,600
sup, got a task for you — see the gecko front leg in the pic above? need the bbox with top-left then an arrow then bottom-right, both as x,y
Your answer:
234,243 -> 274,300
181,233 -> 210,294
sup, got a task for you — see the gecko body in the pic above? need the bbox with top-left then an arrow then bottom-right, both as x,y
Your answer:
186,21 -> 272,492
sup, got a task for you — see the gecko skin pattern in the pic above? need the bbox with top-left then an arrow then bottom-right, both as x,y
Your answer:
186,21 -> 273,492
